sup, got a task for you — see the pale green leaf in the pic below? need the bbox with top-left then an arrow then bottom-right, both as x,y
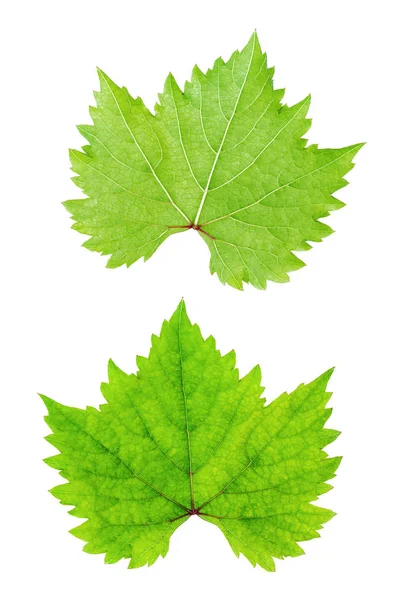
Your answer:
43,301 -> 340,570
65,33 -> 362,289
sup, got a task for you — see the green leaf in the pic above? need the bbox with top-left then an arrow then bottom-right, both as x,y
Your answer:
65,32 -> 362,290
42,300 -> 340,571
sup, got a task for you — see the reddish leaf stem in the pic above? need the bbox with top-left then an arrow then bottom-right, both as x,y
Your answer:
167,223 -> 215,240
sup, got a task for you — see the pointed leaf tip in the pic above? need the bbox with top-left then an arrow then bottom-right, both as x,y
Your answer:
322,366 -> 335,381
40,394 -> 55,410
175,297 -> 188,317
307,367 -> 335,391
107,358 -> 119,377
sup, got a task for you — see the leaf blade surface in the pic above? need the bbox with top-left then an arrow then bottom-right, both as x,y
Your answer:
65,33 -> 363,289
43,301 -> 340,570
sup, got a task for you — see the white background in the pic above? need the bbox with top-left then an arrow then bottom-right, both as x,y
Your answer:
1,0 -> 399,597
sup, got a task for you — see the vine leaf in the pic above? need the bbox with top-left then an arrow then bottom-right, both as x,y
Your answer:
65,32 -> 362,290
42,300 -> 340,570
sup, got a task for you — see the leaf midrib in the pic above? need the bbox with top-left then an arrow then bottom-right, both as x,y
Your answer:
197,385 -> 316,512
193,34 -> 256,225
177,301 -> 195,511
200,144 -> 362,227
98,69 -> 191,225
49,400 -> 189,512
